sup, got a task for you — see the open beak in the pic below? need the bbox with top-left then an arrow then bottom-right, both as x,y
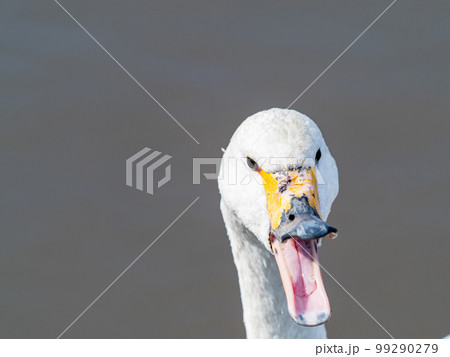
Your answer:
261,167 -> 338,326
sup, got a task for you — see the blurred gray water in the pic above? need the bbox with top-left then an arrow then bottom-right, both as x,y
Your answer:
0,1 -> 449,338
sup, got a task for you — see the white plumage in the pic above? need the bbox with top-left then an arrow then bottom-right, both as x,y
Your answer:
218,108 -> 339,338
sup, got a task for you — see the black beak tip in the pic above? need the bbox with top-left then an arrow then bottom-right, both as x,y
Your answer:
273,196 -> 338,242
275,220 -> 338,242
298,220 -> 337,240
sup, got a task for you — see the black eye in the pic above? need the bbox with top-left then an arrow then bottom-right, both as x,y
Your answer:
247,157 -> 259,171
315,149 -> 322,162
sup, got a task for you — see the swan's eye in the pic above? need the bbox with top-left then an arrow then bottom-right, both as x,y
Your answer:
247,157 -> 259,171
315,149 -> 322,162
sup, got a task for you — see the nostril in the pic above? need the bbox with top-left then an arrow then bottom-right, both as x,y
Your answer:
288,214 -> 295,221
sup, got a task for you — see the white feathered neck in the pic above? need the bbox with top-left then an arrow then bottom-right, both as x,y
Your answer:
221,200 -> 327,338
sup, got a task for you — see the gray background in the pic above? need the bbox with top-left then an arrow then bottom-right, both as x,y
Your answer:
1,0 -> 449,338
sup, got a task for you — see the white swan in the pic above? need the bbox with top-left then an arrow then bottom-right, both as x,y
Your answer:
218,108 -> 339,338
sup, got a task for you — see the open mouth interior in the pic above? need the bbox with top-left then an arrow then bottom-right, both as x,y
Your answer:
270,234 -> 331,327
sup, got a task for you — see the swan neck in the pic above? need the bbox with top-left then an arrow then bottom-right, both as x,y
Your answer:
221,201 -> 326,339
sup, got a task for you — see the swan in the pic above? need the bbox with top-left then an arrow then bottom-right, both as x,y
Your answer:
218,108 -> 339,338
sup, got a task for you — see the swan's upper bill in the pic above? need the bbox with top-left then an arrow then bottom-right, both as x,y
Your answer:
219,108 -> 339,333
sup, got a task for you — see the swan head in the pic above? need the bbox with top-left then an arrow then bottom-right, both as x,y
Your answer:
219,108 -> 339,327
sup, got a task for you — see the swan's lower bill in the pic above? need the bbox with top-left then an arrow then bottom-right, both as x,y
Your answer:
270,234 -> 331,327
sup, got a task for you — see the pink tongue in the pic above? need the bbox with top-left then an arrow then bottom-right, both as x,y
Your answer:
271,235 -> 331,326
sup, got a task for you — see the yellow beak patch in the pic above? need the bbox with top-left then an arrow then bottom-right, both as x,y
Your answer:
260,167 -> 321,229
